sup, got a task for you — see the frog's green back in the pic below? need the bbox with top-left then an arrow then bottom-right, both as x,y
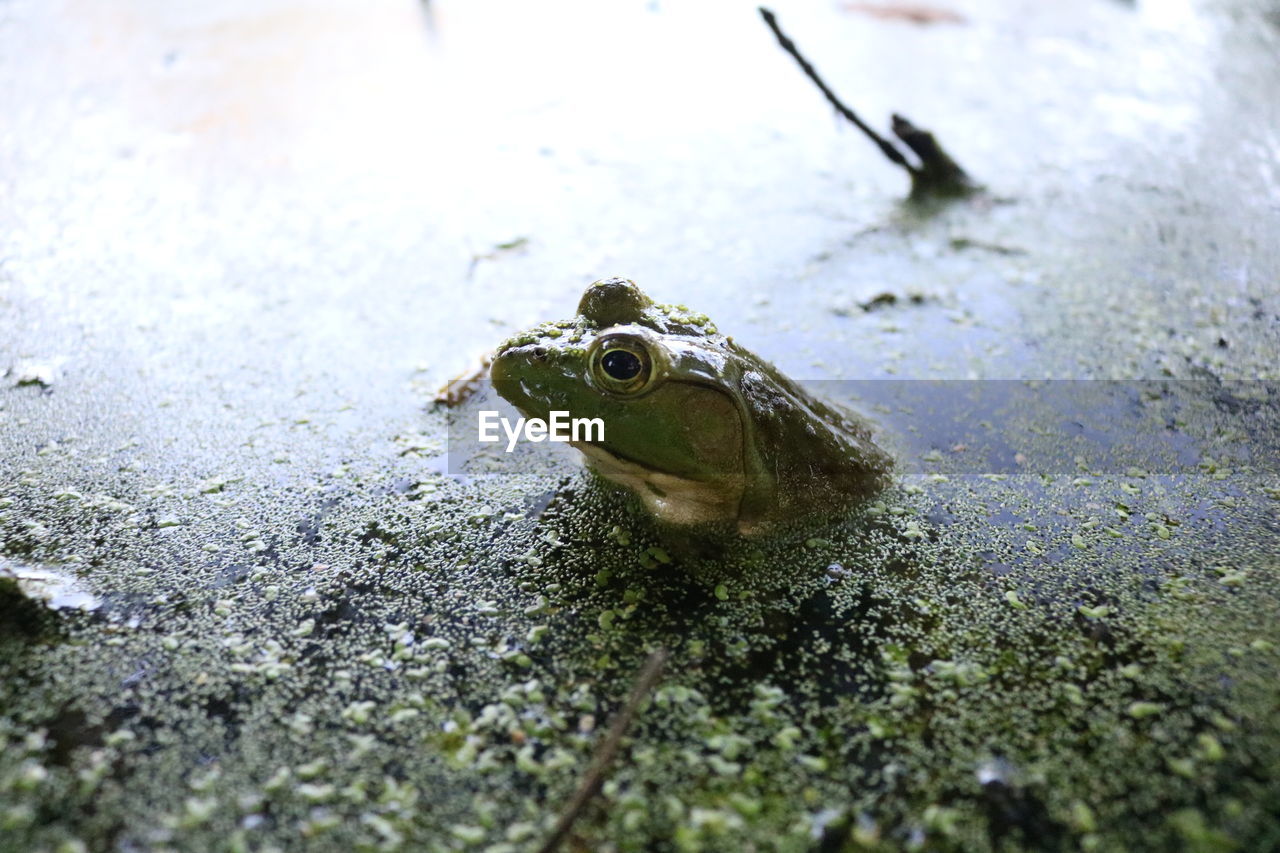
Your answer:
729,347 -> 893,533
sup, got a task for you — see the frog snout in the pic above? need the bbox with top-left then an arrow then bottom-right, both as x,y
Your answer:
489,345 -> 541,393
490,344 -> 545,379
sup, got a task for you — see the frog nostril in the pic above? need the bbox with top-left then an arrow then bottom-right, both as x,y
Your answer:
530,346 -> 548,361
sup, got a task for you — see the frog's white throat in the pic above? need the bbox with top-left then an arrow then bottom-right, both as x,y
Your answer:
573,442 -> 744,530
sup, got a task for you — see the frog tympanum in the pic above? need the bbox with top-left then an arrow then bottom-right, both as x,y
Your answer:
490,278 -> 891,535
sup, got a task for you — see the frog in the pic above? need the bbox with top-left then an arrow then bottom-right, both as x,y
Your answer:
490,277 -> 892,536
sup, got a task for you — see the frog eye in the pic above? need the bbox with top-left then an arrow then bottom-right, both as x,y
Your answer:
602,349 -> 643,381
589,335 -> 654,395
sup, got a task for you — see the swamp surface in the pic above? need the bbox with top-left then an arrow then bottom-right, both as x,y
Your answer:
1,1 -> 1278,851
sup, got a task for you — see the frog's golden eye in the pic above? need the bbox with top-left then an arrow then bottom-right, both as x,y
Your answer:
589,335 -> 654,395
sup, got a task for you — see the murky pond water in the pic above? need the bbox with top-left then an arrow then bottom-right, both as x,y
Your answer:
2,0 -> 1278,850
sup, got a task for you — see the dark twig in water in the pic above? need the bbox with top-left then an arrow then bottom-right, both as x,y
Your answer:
758,7 -> 913,175
537,647 -> 670,853
758,7 -> 976,200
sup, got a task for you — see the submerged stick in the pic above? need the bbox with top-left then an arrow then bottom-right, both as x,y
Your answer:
758,7 -> 914,175
537,647 -> 670,853
758,6 -> 976,200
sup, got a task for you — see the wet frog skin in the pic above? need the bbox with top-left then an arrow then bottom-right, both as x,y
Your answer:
490,278 -> 892,535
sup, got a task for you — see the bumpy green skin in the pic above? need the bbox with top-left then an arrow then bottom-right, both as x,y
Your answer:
491,278 -> 892,533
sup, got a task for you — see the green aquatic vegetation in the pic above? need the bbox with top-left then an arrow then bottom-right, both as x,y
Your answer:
1,360 -> 1278,853
0,447 -> 1276,851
